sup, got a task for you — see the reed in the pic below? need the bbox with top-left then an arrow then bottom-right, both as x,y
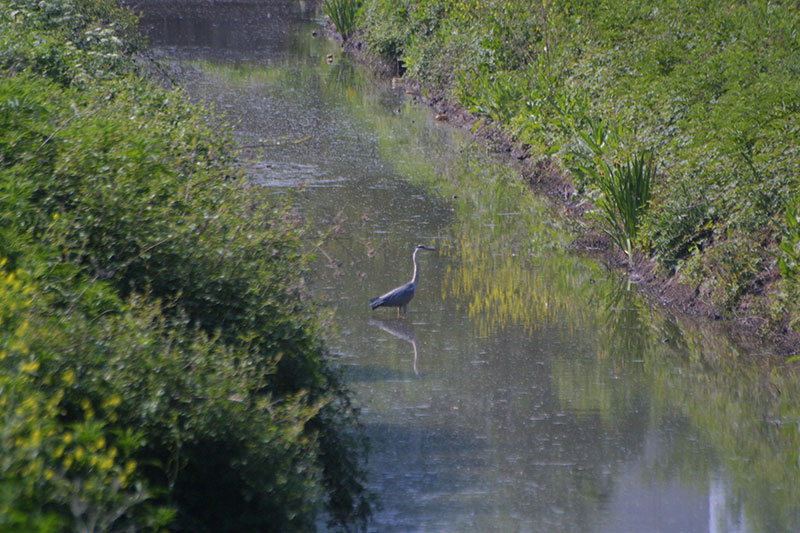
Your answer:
591,151 -> 655,263
324,0 -> 360,42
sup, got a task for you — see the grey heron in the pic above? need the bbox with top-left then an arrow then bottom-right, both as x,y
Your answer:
370,244 -> 435,316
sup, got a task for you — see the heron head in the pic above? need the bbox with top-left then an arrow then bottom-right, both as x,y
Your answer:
416,244 -> 436,251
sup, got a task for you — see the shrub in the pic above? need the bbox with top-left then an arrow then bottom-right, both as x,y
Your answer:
0,0 -> 370,529
457,68 -> 526,125
779,199 -> 800,284
641,182 -> 715,273
775,198 -> 800,329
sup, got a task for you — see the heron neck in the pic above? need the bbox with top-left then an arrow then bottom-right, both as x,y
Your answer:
411,249 -> 420,285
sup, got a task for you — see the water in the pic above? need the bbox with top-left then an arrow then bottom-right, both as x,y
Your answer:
136,2 -> 800,531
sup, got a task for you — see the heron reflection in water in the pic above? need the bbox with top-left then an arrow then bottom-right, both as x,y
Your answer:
370,244 -> 436,317
370,318 -> 419,375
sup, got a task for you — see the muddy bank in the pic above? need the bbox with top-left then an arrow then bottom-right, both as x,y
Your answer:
336,30 -> 800,356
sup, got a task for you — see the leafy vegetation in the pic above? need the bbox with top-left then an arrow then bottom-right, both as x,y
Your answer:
776,197 -> 800,330
324,0 -> 361,42
0,0 -> 369,530
590,151 -> 655,263
358,0 -> 800,327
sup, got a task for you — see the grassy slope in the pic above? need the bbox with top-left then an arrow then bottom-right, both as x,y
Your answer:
358,0 -> 800,345
0,0 -> 368,530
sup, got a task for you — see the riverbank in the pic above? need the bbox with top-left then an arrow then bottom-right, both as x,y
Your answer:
411,75 -> 800,355
331,1 -> 800,356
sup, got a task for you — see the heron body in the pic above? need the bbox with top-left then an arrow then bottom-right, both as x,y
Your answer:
370,245 -> 435,316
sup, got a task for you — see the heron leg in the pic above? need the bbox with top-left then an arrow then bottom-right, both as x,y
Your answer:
400,304 -> 407,316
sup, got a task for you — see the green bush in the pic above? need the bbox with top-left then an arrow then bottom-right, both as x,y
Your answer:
361,0 -> 411,59
456,68 -> 526,125
773,198 -> 800,329
0,0 -> 369,529
0,0 -> 140,86
779,200 -> 800,284
641,182 -> 715,273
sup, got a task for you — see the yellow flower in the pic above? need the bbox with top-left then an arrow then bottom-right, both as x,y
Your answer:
99,457 -> 114,471
22,396 -> 37,411
20,360 -> 40,374
103,394 -> 122,409
30,428 -> 42,447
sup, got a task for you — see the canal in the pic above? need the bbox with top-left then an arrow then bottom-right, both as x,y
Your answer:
136,2 -> 800,530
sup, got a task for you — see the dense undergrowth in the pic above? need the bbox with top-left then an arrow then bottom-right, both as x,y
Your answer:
0,0 -> 369,530
356,0 -> 800,337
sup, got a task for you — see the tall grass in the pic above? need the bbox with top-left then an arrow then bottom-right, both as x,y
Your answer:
324,0 -> 360,42
590,151 -> 655,263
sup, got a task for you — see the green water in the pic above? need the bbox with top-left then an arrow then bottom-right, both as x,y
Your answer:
138,1 -> 800,530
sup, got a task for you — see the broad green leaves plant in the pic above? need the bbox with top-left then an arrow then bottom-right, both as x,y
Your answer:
778,199 -> 800,283
777,198 -> 800,330
457,69 -> 525,124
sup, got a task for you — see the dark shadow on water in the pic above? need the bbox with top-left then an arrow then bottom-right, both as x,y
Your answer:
129,0 -> 318,60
